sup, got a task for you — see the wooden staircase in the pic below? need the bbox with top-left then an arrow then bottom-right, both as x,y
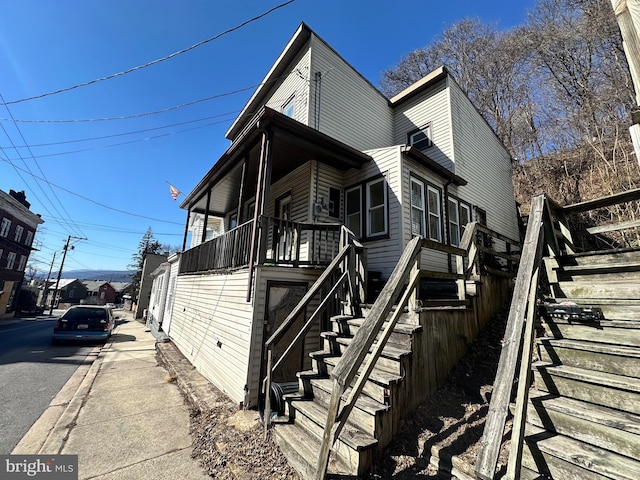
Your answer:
271,308 -> 421,478
517,249 -> 640,479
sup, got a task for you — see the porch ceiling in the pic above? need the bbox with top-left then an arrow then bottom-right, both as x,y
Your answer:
184,107 -> 372,215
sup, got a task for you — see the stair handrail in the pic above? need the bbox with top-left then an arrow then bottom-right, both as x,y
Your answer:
313,223 -> 521,479
475,194 -> 549,480
262,226 -> 364,434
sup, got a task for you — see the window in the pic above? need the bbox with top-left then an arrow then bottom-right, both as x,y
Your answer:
448,198 -> 461,246
345,186 -> 362,237
25,231 -> 33,246
410,178 -> 426,237
6,252 -> 16,270
427,186 -> 442,242
408,125 -> 432,150
448,198 -> 472,246
0,218 -> 10,237
366,178 -> 388,237
14,225 -> 24,243
17,255 -> 26,271
282,96 -> 295,118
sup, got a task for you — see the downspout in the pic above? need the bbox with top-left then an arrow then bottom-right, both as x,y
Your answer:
443,180 -> 452,272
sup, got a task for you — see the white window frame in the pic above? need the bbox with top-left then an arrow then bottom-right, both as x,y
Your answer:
408,124 -> 432,150
345,185 -> 362,238
7,252 -> 16,270
460,203 -> 471,239
17,255 -> 26,271
448,198 -> 461,246
14,225 -> 24,243
0,218 -> 10,237
410,178 -> 426,237
25,230 -> 33,246
427,185 -> 442,242
282,95 -> 295,118
366,178 -> 388,238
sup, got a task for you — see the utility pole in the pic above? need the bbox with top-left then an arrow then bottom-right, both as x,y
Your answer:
49,235 -> 87,315
42,251 -> 56,309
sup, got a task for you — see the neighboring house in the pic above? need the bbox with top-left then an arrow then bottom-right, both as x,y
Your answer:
46,278 -> 87,307
110,281 -> 133,304
134,253 -> 168,319
82,280 -> 116,305
147,253 -> 181,341
0,189 -> 44,317
167,23 -> 520,411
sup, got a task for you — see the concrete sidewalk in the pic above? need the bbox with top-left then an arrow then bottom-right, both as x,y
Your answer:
13,313 -> 209,480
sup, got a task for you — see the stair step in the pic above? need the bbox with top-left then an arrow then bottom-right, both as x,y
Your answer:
557,248 -> 640,267
533,362 -> 640,414
331,316 -> 421,349
538,338 -> 640,378
526,391 -> 640,461
271,421 -> 358,479
310,348 -> 405,378
522,424 -> 640,480
556,281 -> 640,300
308,377 -> 391,440
298,368 -> 400,404
541,316 -> 640,346
327,334 -> 412,365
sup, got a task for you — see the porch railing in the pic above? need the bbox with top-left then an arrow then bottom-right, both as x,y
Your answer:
261,216 -> 343,266
179,220 -> 253,274
179,217 -> 344,275
475,187 -> 640,480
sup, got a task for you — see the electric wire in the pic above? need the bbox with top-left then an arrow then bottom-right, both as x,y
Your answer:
2,1 -> 295,105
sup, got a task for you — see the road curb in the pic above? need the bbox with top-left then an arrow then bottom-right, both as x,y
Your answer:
11,327 -> 118,455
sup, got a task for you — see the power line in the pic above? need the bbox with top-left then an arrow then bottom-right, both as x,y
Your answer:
0,112 -> 239,148
0,155 -> 183,225
0,96 -> 85,238
2,1 -> 295,105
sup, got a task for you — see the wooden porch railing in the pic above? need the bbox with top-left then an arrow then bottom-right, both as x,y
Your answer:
179,217 -> 344,275
475,187 -> 640,480
179,220 -> 253,274
313,224 -> 521,480
262,226 -> 366,436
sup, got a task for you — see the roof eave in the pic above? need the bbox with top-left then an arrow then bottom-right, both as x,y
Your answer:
402,146 -> 467,186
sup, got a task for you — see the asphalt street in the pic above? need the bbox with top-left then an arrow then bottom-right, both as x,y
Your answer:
0,316 -> 100,454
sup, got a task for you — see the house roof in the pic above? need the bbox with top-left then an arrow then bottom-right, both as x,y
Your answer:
389,67 -> 449,107
181,106 -> 372,211
47,278 -> 82,290
110,282 -> 132,292
82,280 -> 110,292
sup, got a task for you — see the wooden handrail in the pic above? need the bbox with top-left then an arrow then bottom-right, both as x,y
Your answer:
475,194 -> 547,480
563,186 -> 640,213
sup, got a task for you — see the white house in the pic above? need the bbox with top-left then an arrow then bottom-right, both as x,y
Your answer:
166,23 -> 520,414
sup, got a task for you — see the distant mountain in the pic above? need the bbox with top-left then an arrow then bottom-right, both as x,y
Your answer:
36,270 -> 135,283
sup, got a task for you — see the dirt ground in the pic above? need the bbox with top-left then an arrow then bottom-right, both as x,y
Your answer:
188,303 -> 512,479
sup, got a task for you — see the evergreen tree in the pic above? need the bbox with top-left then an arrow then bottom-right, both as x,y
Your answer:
128,227 -> 163,302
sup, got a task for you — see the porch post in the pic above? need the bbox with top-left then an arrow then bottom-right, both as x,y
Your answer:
247,128 -> 274,301
201,189 -> 211,244
236,157 -> 248,223
181,207 -> 191,251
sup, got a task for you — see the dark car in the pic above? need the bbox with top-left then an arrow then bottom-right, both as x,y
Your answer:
52,305 -> 117,344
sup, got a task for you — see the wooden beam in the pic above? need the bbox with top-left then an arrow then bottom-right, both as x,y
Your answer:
563,187 -> 640,213
587,218 -> 640,234
475,194 -> 546,480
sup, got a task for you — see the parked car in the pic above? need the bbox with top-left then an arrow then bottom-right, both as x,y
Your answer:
52,305 -> 117,344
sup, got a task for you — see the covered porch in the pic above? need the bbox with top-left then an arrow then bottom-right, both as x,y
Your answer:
179,106 -> 371,288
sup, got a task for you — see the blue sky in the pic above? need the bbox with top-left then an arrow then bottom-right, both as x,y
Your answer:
0,0 -> 534,274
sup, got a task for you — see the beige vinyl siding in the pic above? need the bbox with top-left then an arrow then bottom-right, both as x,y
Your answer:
262,42 -> 312,125
308,35 -> 393,151
170,271 -> 253,405
401,157 -> 449,272
313,161 -> 346,222
448,78 -> 520,242
162,257 -> 180,337
393,79 -> 455,172
343,146 -> 402,279
245,266 -> 325,408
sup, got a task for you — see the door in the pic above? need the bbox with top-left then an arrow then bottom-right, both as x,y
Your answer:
264,282 -> 307,384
